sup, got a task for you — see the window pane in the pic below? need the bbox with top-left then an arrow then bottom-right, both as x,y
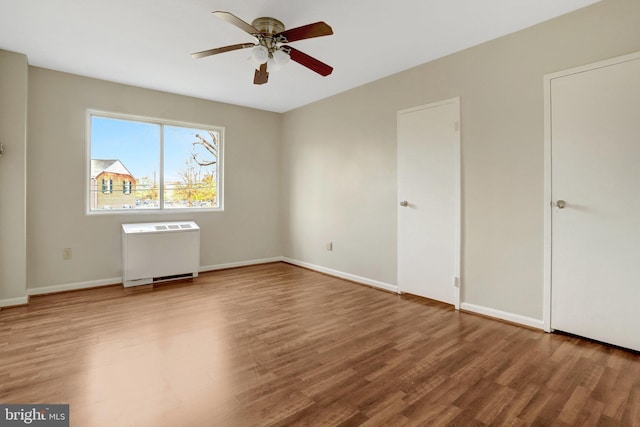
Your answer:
163,125 -> 219,209
90,116 -> 160,210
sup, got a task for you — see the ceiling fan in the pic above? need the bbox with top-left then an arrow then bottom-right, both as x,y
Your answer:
191,11 -> 334,85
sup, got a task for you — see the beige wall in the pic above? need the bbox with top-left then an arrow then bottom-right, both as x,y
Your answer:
0,50 -> 28,305
281,0 -> 640,320
27,68 -> 282,290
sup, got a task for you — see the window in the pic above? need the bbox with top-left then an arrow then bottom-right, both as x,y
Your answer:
88,111 -> 223,213
102,179 -> 112,194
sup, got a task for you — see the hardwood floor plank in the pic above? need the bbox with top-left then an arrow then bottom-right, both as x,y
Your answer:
473,385 -> 518,425
1,262 -> 639,426
558,385 -> 591,424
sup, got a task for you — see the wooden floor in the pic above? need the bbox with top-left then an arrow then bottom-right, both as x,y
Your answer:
1,263 -> 639,426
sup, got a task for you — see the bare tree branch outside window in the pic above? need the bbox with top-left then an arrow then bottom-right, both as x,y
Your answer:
192,131 -> 218,166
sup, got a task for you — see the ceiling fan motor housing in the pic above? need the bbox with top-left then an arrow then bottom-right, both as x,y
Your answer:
251,17 -> 285,36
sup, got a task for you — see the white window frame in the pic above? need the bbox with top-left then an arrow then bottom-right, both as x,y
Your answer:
86,109 -> 224,215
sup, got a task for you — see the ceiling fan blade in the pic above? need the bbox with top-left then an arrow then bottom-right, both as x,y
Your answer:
275,22 -> 333,43
254,63 -> 269,85
285,46 -> 333,76
191,43 -> 255,59
212,11 -> 260,36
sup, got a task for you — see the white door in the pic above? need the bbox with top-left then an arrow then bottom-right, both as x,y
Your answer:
397,98 -> 460,307
549,54 -> 640,351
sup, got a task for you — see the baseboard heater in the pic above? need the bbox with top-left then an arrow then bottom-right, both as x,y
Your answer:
121,221 -> 200,287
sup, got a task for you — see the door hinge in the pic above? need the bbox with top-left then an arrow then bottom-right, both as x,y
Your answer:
454,121 -> 460,132
454,277 -> 460,288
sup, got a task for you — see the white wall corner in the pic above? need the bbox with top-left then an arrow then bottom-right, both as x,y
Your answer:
282,257 -> 398,294
460,302 -> 544,330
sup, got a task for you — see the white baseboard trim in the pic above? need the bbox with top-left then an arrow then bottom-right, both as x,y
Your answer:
282,257 -> 398,294
200,257 -> 283,272
460,302 -> 544,330
0,295 -> 29,308
26,257 -> 282,298
28,277 -> 122,296
26,258 -> 283,298
24,257 -> 396,301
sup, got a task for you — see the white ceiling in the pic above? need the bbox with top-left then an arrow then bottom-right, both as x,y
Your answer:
0,0 -> 599,113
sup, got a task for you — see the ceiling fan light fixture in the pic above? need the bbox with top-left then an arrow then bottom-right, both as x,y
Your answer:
273,49 -> 291,66
267,56 -> 281,72
251,45 -> 268,65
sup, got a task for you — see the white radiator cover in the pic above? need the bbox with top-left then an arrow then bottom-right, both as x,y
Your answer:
122,221 -> 200,287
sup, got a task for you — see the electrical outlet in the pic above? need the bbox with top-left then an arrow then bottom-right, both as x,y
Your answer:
63,248 -> 72,260
327,242 -> 333,251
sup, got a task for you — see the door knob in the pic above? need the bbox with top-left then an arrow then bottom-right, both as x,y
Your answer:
400,201 -> 409,207
555,200 -> 566,209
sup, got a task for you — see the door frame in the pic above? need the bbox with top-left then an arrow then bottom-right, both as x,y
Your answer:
397,97 -> 461,309
542,51 -> 640,332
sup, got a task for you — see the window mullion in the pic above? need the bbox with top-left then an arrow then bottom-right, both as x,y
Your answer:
159,123 -> 165,209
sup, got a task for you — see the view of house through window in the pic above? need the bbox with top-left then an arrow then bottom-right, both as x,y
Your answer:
89,112 -> 222,212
